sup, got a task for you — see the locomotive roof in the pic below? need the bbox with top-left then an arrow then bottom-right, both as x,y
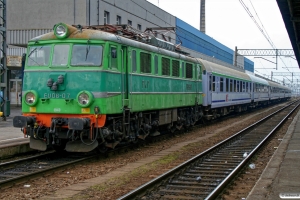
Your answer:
29,23 -> 197,63
199,59 -> 251,81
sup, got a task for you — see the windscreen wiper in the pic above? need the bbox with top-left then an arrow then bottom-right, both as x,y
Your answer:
28,46 -> 43,57
85,40 -> 90,61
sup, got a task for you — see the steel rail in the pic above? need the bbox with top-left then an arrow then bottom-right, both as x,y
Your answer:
117,100 -> 299,200
205,101 -> 299,199
0,152 -> 96,189
0,150 -> 55,166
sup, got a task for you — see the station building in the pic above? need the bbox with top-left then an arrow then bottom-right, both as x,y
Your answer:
3,0 -> 253,105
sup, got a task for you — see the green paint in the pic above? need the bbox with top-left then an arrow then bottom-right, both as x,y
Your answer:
23,36 -> 203,116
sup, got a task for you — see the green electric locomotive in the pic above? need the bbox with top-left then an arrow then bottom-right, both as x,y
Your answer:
13,23 -> 203,152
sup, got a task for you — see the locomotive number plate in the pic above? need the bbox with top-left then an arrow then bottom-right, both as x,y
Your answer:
44,93 -> 71,98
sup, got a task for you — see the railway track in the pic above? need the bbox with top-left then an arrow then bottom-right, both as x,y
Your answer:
118,100 -> 300,200
0,101 -> 294,193
0,151 -> 95,189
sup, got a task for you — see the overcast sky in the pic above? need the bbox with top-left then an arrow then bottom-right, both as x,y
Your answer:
146,0 -> 299,84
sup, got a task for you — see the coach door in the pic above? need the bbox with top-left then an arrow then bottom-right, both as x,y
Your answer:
208,74 -> 212,105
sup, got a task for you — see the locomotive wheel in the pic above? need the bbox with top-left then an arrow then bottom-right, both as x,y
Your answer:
52,140 -> 67,152
98,145 -> 108,154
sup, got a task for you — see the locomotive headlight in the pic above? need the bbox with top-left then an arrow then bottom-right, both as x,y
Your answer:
53,23 -> 69,39
77,91 -> 94,107
56,25 -> 66,36
24,91 -> 39,106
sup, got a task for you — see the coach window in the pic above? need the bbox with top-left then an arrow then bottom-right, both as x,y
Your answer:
212,76 -> 216,91
226,78 -> 229,92
242,82 -> 245,92
257,84 -> 260,92
140,52 -> 151,73
240,81 -> 243,92
186,63 -> 193,79
264,85 -> 268,93
241,81 -> 243,92
172,60 -> 180,77
154,55 -> 158,74
162,57 -> 170,76
132,50 -> 136,72
233,80 -> 237,92
236,81 -> 240,92
259,84 -> 262,92
220,77 -> 224,92
230,79 -> 233,92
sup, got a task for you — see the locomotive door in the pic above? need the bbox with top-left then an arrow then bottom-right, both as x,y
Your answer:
121,46 -> 129,107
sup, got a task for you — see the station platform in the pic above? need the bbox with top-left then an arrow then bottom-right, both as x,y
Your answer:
0,105 -> 30,158
247,109 -> 300,199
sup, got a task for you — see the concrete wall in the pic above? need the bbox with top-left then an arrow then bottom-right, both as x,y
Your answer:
7,0 -> 175,47
90,0 -> 175,27
7,0 -> 87,29
6,0 -> 252,72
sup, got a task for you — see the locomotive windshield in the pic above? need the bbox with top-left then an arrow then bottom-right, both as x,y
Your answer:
52,44 -> 70,66
27,45 -> 51,66
71,45 -> 103,66
27,44 -> 103,67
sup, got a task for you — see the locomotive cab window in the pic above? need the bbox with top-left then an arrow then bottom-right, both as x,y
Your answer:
27,45 -> 51,66
71,44 -> 103,67
52,44 -> 70,66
